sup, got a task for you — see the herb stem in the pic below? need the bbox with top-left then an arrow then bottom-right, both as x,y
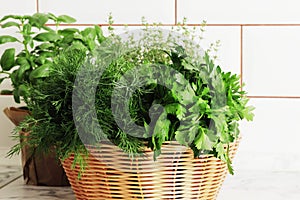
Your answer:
0,71 -> 10,75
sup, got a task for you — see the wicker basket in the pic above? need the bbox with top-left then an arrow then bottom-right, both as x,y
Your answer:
62,139 -> 240,200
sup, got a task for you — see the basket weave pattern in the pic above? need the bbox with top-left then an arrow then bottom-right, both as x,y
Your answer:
62,140 -> 239,200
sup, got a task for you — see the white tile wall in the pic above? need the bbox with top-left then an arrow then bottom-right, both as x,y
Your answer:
236,98 -> 300,170
201,26 -> 241,75
177,0 -> 300,24
0,0 -> 36,17
243,27 -> 300,96
39,0 -> 175,24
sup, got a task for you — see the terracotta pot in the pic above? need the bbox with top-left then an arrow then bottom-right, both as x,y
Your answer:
3,107 -> 69,186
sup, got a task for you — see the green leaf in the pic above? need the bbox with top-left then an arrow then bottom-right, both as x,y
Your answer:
1,21 -> 20,28
17,63 -> 31,81
18,84 -> 29,97
60,34 -> 75,45
13,89 -> 20,103
194,129 -> 216,150
0,89 -> 12,95
16,57 -> 29,66
95,25 -> 105,43
215,143 -> 234,174
47,13 -> 57,21
10,70 -> 18,85
57,15 -> 76,23
215,143 -> 226,161
23,35 -> 33,47
0,15 -> 22,22
39,51 -> 55,58
150,106 -> 171,155
243,105 -> 255,121
164,103 -> 186,120
86,39 -> 96,51
73,34 -> 83,41
175,130 -> 188,146
34,55 -> 50,65
23,24 -> 32,35
0,35 -> 19,44
152,115 -> 170,144
0,48 -> 15,70
30,13 -> 49,28
34,32 -> 60,42
41,25 -> 54,32
81,27 -> 96,38
36,43 -> 54,50
175,122 -> 198,145
29,64 -> 50,81
58,28 -> 79,36
153,149 -> 161,161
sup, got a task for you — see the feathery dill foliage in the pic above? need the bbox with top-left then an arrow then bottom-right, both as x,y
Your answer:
11,22 -> 254,175
10,46 -> 90,164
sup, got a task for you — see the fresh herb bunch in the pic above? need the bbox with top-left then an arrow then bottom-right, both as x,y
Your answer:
0,13 -> 105,103
9,45 -> 91,167
11,25 -> 254,175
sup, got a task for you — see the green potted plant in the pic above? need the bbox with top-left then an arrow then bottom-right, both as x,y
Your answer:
0,12 -> 104,102
10,24 -> 254,199
0,12 -> 105,186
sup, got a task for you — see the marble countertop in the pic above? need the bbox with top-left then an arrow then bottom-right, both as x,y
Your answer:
0,165 -> 21,189
0,170 -> 299,200
0,177 -> 75,200
218,170 -> 300,200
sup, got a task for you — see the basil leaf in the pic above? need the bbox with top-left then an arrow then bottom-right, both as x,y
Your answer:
0,48 -> 15,70
29,64 -> 50,81
0,35 -> 19,44
0,89 -> 12,95
13,89 -> 20,103
30,13 -> 49,28
57,15 -> 76,23
34,32 -> 60,42
1,22 -> 20,28
0,15 -> 22,22
17,63 -> 31,81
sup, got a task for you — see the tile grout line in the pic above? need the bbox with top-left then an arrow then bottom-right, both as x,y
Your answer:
174,0 -> 178,24
42,23 -> 300,27
240,25 -> 244,90
0,175 -> 22,189
247,96 -> 300,99
36,0 -> 39,13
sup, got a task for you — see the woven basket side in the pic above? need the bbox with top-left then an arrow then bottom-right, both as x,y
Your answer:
62,139 -> 240,200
